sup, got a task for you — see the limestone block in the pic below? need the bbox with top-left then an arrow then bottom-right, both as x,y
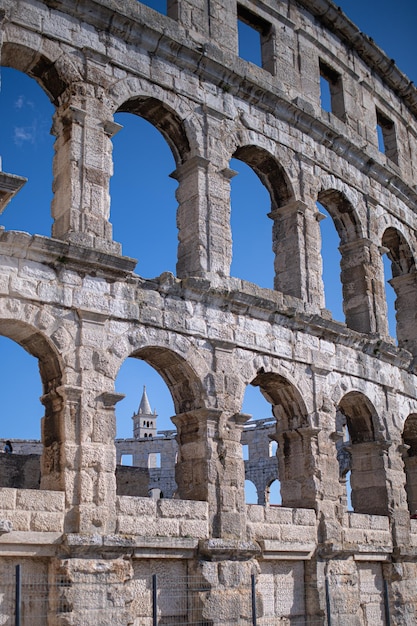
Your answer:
9,276 -> 38,299
179,519 -> 209,539
30,511 -> 64,532
281,523 -> 316,543
264,506 -> 293,524
250,523 -> 281,541
293,508 -> 317,526
157,498 -> 208,520
117,496 -> 157,517
0,488 -> 17,509
246,504 -> 265,523
0,511 -> 30,531
16,489 -> 65,512
117,515 -> 158,535
154,518 -> 180,537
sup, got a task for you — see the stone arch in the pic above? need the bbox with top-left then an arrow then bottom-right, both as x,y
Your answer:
1,40 -> 79,103
402,414 -> 417,514
114,341 -> 212,503
249,369 -> 316,509
318,187 -> 383,333
337,391 -> 389,515
233,145 -> 294,210
382,227 -> 417,354
117,96 -> 191,167
317,187 -> 363,245
0,318 -> 64,491
231,143 -> 303,294
110,81 -> 210,277
128,345 -> 206,415
266,477 -> 281,506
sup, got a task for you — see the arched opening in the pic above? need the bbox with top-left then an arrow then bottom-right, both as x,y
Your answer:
231,146 -> 293,291
266,479 -> 282,506
250,371 -> 313,509
230,157 -> 273,288
402,414 -> 417,515
317,202 -> 344,322
245,479 -> 258,504
338,392 -> 388,516
0,67 -> 54,236
115,346 -> 205,501
0,322 -> 63,491
382,253 -> 397,340
111,112 -> 179,276
381,227 -> 417,353
317,189 -> 368,332
115,357 -> 176,498
241,384 -> 277,505
335,410 -> 353,511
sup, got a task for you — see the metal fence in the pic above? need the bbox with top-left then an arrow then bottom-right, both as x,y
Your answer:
0,565 -> 391,625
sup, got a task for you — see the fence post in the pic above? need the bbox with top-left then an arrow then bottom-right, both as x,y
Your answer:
152,574 -> 157,626
15,564 -> 21,626
325,576 -> 331,626
251,574 -> 257,626
383,579 -> 391,625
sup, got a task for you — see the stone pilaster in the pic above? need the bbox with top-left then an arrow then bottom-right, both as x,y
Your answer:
269,200 -> 324,308
51,89 -> 121,254
339,238 -> 389,335
173,408 -> 250,539
389,272 -> 417,356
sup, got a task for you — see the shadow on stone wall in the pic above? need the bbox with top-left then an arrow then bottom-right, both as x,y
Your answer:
0,454 -> 150,496
0,454 -> 41,489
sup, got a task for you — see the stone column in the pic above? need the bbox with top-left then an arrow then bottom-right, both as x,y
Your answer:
348,440 -> 389,516
70,311 -> 122,534
173,152 -> 235,279
339,238 -> 389,335
173,407 -> 250,539
51,87 -> 121,254
269,200 -> 324,308
389,272 -> 417,355
40,384 -> 82,532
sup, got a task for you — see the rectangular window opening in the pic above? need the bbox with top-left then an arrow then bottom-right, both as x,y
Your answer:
121,454 -> 133,466
242,444 -> 249,461
237,5 -> 274,74
376,108 -> 398,164
138,0 -> 178,19
148,452 -> 161,468
319,60 -> 345,120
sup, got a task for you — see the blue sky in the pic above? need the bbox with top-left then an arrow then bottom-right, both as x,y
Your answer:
0,0 -> 415,450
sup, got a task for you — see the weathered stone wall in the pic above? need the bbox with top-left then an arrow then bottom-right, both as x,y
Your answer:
0,0 -> 417,622
0,454 -> 40,489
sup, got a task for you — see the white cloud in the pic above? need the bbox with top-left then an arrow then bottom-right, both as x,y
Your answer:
14,95 -> 35,110
14,95 -> 24,109
13,125 -> 36,146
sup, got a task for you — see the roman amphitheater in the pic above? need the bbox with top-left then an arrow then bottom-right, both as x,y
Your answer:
0,0 -> 417,623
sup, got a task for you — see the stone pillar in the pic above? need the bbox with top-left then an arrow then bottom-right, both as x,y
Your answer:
403,454 -> 417,513
71,311 -> 121,534
389,272 -> 417,355
379,434 -> 410,554
173,408 -> 249,539
269,200 -> 324,308
349,441 -> 389,516
324,559 -> 363,625
41,384 -> 82,532
276,426 -> 318,509
173,151 -> 234,279
206,0 -> 238,54
383,562 -> 417,626
339,238 -> 389,335
51,87 -> 121,254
